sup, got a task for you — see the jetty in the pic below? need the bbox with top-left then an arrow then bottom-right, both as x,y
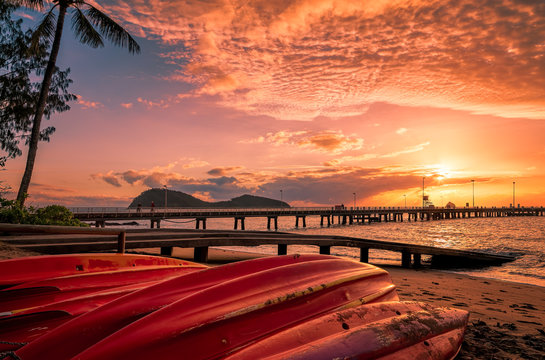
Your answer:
70,206 -> 545,229
0,224 -> 515,268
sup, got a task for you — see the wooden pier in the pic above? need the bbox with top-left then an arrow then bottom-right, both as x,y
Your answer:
0,224 -> 515,269
70,206 -> 545,230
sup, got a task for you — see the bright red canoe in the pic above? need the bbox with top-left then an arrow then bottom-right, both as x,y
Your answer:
2,254 -> 468,360
0,253 -> 202,289
0,254 -> 206,352
225,301 -> 468,360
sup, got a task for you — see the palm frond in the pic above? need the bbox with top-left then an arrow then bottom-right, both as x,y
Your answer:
28,7 -> 57,55
7,0 -> 45,11
84,4 -> 141,54
71,7 -> 104,48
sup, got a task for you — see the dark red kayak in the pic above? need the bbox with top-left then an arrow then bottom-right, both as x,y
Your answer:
0,253 -> 202,289
1,254 -> 468,360
224,301 -> 468,360
0,254 -> 206,352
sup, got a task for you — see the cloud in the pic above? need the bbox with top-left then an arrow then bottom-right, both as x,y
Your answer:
91,172 -> 122,187
396,128 -> 408,135
88,159 -> 528,205
92,159 -> 208,188
106,0 -> 545,120
326,141 -> 430,165
207,166 -> 244,176
120,102 -> 133,109
76,95 -> 103,110
242,130 -> 364,154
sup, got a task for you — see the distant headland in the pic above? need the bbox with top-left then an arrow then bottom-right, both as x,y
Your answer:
128,188 -> 290,208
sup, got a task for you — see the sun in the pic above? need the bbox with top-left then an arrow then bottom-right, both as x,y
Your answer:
432,164 -> 453,180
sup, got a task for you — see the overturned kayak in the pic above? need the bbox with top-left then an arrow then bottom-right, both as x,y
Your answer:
0,254 -> 206,352
0,253 -> 202,289
1,254 -> 468,359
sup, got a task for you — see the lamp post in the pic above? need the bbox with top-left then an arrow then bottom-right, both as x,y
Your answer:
513,181 -> 515,207
403,194 -> 407,208
471,179 -> 475,207
280,189 -> 283,202
353,192 -> 356,208
163,185 -> 167,215
422,177 -> 425,208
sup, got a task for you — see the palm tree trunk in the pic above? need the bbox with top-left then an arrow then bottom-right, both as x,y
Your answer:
16,4 -> 67,206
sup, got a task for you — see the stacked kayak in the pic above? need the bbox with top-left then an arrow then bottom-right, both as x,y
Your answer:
0,253 -> 206,352
0,253 -> 468,359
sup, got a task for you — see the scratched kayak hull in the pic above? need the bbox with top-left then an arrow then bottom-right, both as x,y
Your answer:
0,254 -> 206,352
16,254 -> 347,359
38,256 -> 398,360
0,253 -> 201,289
225,301 -> 468,360
8,255 -> 469,360
0,265 -> 203,312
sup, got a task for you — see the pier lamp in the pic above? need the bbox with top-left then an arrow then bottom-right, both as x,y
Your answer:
353,193 -> 356,208
403,194 -> 407,208
513,181 -> 515,207
280,189 -> 283,202
422,177 -> 425,208
471,180 -> 475,207
163,185 -> 167,211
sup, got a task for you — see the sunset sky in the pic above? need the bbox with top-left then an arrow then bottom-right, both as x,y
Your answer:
3,0 -> 545,207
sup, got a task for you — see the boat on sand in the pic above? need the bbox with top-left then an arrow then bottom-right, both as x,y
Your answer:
0,253 -> 468,359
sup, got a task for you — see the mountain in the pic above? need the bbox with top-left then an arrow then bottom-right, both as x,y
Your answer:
128,189 -> 290,208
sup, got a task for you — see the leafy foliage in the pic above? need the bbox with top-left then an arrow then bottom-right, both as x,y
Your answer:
14,0 -> 140,205
0,2 -> 76,167
0,197 -> 87,226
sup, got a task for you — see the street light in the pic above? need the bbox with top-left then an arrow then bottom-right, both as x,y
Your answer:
471,179 -> 475,207
280,189 -> 283,202
163,185 -> 167,211
513,181 -> 515,207
353,192 -> 356,208
403,194 -> 407,208
422,177 -> 425,208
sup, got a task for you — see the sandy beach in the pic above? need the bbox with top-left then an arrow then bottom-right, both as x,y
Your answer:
2,243 -> 544,359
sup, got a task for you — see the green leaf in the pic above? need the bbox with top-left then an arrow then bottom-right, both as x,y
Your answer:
85,4 -> 141,54
71,6 -> 104,48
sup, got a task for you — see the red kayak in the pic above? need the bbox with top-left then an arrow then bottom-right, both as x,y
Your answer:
225,301 -> 468,360
0,265 -> 202,313
2,254 -> 468,360
0,253 -> 200,289
15,254 -> 342,359
0,254 -> 206,352
18,255 -> 398,359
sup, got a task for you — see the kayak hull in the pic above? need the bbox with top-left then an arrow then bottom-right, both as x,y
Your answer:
0,254 -> 468,360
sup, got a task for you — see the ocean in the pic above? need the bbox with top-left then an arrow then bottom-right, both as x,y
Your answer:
110,214 -> 545,287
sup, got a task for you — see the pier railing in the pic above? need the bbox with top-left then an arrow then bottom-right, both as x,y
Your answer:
69,206 -> 545,230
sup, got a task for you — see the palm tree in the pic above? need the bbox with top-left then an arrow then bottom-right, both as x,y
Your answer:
15,0 -> 140,205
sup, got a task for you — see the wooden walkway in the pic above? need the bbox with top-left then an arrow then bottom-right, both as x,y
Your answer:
0,224 -> 515,268
71,206 -> 545,230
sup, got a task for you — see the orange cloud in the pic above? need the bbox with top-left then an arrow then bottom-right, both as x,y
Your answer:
105,0 -> 545,120
242,130 -> 363,154
76,95 -> 103,110
207,166 -> 244,176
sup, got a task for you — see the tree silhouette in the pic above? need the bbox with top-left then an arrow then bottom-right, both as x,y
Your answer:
15,0 -> 140,205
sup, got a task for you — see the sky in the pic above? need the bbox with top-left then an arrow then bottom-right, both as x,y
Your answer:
2,0 -> 545,208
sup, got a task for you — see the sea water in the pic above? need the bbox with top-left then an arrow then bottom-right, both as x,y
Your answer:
114,215 -> 545,287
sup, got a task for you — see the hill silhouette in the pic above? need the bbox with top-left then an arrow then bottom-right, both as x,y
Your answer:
129,189 -> 290,208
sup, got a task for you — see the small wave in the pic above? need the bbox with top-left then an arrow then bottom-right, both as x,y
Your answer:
507,270 -> 545,280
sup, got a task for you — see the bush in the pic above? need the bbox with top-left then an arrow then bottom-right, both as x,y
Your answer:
0,198 -> 87,226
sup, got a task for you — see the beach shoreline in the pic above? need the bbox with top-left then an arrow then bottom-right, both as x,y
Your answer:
1,243 -> 544,359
